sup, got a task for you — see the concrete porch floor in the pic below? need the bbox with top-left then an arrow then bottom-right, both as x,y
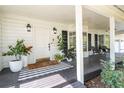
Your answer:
0,54 -> 108,88
0,67 -> 80,88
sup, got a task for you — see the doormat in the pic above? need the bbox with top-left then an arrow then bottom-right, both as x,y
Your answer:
28,60 -> 58,69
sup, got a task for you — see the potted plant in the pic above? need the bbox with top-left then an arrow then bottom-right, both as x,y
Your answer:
54,54 -> 64,63
2,40 -> 32,72
66,47 -> 75,62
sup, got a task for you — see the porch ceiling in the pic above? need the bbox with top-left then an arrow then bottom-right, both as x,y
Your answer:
0,5 -> 75,24
0,5 -> 110,30
85,5 -> 124,33
1,5 -> 124,31
83,8 -> 109,30
114,6 -> 124,34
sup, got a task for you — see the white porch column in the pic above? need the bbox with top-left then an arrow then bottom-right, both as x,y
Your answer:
75,5 -> 84,83
109,16 -> 115,69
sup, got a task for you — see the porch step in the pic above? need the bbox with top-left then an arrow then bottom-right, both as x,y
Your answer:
52,79 -> 86,88
63,81 -> 86,88
84,69 -> 101,81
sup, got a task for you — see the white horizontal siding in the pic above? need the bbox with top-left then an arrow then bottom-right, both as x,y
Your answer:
1,15 -> 69,68
2,18 -> 34,68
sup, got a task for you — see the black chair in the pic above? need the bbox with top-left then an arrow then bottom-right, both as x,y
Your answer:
99,46 -> 110,54
91,46 -> 100,55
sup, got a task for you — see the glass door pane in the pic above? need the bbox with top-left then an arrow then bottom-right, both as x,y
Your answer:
99,34 -> 104,48
69,32 -> 76,48
120,40 -> 124,53
83,32 -> 87,51
105,35 -> 110,48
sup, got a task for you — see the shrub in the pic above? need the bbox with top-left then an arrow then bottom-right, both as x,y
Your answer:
101,60 -> 124,88
66,47 -> 75,59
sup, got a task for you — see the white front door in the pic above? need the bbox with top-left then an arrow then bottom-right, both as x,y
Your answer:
34,26 -> 50,60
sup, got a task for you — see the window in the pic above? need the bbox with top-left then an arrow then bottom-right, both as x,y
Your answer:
99,35 -> 104,47
115,40 -> 120,53
115,40 -> 124,53
69,32 -> 76,49
105,35 -> 110,48
120,40 -> 124,52
83,32 -> 87,51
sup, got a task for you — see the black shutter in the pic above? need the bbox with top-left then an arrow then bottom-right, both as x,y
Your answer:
62,30 -> 68,56
88,33 -> 92,51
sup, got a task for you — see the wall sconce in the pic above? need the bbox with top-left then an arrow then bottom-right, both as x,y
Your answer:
26,24 -> 31,32
53,27 -> 57,34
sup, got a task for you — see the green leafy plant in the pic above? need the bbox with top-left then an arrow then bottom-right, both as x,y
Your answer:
57,34 -> 65,55
66,47 -> 75,59
100,60 -> 124,88
21,44 -> 32,56
54,54 -> 64,62
57,34 -> 67,57
57,34 -> 75,59
2,40 -> 32,61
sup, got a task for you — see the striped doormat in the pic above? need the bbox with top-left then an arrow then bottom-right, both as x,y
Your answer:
18,62 -> 74,81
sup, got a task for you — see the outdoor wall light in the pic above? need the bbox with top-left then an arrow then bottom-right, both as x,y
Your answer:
26,24 -> 31,32
53,27 -> 57,34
